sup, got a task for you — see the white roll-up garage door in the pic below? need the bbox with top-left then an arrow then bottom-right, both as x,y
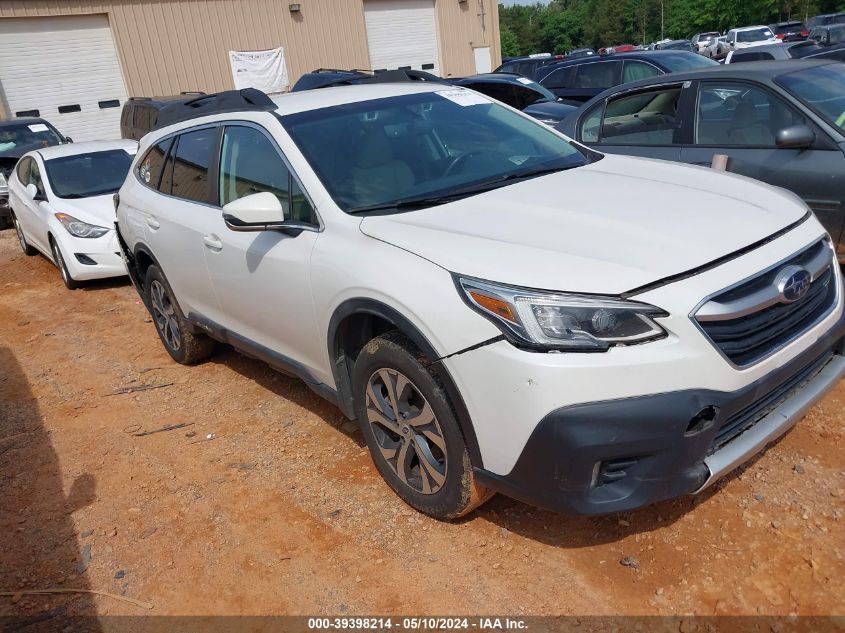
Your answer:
364,0 -> 440,74
0,14 -> 128,142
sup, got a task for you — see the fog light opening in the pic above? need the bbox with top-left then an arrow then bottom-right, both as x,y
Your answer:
685,405 -> 719,436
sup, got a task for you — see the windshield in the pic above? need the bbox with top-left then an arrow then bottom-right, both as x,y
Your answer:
45,149 -> 135,198
280,90 -> 591,213
776,63 -> 845,132
738,28 -> 775,42
0,122 -> 63,155
659,53 -> 719,71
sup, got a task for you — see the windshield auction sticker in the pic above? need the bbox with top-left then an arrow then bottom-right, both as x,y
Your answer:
435,89 -> 490,107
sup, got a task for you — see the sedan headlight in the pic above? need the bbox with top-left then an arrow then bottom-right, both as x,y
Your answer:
55,213 -> 109,239
457,277 -> 667,351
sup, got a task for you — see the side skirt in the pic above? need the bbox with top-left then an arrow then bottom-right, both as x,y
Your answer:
187,313 -> 340,409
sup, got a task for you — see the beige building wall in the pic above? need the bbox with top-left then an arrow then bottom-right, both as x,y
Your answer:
436,0 -> 501,77
0,0 -> 501,118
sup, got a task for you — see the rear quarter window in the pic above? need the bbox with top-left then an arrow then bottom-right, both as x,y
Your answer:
138,137 -> 172,190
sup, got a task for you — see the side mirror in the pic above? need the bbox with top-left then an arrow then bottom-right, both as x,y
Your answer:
222,191 -> 309,236
65,136 -> 73,143
776,125 -> 815,149
24,183 -> 45,201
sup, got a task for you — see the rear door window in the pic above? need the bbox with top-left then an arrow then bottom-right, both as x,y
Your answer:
170,128 -> 218,204
573,61 -> 622,89
541,66 -> 574,88
599,86 -> 683,145
623,61 -> 661,83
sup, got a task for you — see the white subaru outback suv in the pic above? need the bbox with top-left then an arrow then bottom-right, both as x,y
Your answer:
115,86 -> 845,519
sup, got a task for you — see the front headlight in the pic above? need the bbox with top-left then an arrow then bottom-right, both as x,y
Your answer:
55,213 -> 109,239
457,277 -> 667,351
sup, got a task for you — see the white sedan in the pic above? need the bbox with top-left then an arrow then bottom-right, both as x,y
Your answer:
8,139 -> 136,289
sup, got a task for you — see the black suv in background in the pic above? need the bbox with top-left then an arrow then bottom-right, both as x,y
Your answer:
120,93 -> 205,141
0,117 -> 67,228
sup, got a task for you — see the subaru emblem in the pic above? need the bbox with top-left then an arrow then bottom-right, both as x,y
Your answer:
775,266 -> 812,303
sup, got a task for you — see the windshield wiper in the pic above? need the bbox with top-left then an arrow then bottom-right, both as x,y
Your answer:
348,164 -> 575,215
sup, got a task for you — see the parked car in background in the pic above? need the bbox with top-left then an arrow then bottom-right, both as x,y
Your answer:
692,32 -> 721,53
557,60 -> 845,261
703,35 -> 732,60
537,51 -> 717,104
769,21 -> 809,41
8,140 -> 135,288
726,43 -> 797,63
655,39 -> 695,52
807,12 -> 845,28
726,26 -> 781,51
808,24 -> 845,47
120,93 -> 205,141
117,86 -> 845,519
493,54 -> 562,80
727,39 -> 845,63
452,73 -> 577,126
566,48 -> 596,59
0,117 -> 68,229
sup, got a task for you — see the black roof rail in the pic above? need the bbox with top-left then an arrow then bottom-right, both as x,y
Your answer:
154,88 -> 276,130
315,69 -> 452,90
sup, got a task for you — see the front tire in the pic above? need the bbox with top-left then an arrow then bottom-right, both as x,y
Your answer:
12,213 -> 36,256
352,332 -> 493,520
50,237 -> 81,290
144,264 -> 216,365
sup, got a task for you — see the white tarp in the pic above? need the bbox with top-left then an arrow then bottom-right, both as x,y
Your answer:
228,47 -> 289,94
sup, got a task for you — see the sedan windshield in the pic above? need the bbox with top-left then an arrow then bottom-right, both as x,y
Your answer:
281,90 -> 592,213
738,28 -> 775,42
659,54 -> 719,72
0,122 -> 63,155
776,63 -> 845,132
45,149 -> 135,198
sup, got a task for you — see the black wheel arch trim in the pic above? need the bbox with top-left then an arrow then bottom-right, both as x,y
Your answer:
328,298 -> 485,468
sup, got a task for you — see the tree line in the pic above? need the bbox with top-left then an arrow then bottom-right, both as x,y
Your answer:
499,0 -> 845,56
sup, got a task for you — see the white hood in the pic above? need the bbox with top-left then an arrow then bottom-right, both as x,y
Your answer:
52,194 -> 117,229
360,155 -> 808,295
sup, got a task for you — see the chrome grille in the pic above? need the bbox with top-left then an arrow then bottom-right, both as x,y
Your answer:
695,240 -> 838,367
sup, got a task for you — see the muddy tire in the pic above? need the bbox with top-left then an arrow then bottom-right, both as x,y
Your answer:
352,331 -> 493,520
144,264 -> 216,365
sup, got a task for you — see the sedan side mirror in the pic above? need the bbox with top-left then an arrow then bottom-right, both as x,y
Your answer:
222,191 -> 309,236
24,183 -> 45,201
65,136 -> 73,143
776,125 -> 815,149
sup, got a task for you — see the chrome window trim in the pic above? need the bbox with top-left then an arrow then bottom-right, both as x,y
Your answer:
134,120 -> 323,233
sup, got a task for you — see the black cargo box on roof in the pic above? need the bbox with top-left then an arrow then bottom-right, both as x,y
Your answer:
154,88 -> 277,130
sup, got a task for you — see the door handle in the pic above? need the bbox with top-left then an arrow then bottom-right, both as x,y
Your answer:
202,235 -> 223,251
146,217 -> 160,230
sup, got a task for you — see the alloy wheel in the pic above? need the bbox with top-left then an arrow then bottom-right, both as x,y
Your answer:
150,279 -> 181,352
365,368 -> 448,495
